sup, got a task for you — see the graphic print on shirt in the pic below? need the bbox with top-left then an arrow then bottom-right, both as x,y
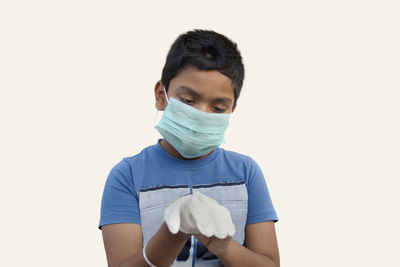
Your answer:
139,180 -> 248,266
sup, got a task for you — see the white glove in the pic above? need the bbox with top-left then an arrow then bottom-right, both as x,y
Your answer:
163,191 -> 236,239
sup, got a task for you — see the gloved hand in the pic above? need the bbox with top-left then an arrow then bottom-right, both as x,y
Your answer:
163,191 -> 236,239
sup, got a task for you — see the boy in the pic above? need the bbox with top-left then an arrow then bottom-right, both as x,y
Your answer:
99,29 -> 279,267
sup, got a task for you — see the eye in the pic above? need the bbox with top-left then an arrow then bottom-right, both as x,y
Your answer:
179,97 -> 195,105
212,106 -> 226,113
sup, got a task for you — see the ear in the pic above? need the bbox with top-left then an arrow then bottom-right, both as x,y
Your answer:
154,81 -> 168,111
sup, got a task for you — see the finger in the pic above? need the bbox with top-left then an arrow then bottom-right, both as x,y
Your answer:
195,234 -> 211,246
163,200 -> 181,234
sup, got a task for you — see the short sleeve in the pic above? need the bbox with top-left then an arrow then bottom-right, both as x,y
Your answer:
246,157 -> 279,224
98,158 -> 141,230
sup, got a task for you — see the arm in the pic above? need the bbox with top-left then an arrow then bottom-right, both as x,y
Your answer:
221,221 -> 280,267
196,221 -> 280,267
102,222 -> 190,267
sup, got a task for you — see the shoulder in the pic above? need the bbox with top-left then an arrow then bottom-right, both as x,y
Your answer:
107,143 -> 158,182
217,148 -> 266,187
218,147 -> 260,168
112,143 -> 158,170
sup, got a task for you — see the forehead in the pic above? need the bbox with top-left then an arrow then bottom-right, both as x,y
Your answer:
168,66 -> 235,100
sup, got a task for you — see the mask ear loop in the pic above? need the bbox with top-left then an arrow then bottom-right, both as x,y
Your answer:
163,86 -> 170,104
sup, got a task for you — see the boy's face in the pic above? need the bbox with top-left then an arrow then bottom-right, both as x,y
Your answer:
155,66 -> 236,114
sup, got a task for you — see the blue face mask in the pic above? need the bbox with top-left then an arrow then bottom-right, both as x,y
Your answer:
155,87 -> 231,158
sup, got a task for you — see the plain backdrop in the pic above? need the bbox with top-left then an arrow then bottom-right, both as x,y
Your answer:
1,1 -> 399,266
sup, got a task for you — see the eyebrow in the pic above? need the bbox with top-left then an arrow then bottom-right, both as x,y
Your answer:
177,85 -> 233,104
177,86 -> 202,99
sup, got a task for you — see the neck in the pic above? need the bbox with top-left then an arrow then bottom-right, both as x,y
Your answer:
159,139 -> 213,160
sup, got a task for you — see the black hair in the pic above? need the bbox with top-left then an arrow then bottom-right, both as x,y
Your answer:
161,29 -> 245,104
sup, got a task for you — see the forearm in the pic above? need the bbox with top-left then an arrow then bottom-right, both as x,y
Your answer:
120,222 -> 190,267
218,239 -> 279,267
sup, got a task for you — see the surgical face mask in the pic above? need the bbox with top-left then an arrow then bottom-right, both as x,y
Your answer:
155,87 -> 231,158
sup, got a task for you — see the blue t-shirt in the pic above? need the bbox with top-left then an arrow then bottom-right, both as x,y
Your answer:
99,139 -> 278,266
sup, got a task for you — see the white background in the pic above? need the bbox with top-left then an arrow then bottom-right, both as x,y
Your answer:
1,1 -> 399,266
